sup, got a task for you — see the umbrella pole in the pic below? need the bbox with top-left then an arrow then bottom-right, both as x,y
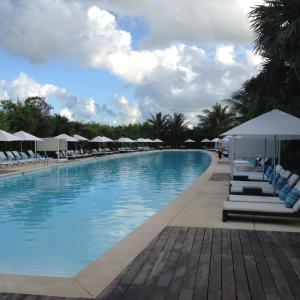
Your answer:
21,141 -> 22,152
57,139 -> 60,162
34,141 -> 37,155
273,135 -> 276,195
263,137 -> 266,181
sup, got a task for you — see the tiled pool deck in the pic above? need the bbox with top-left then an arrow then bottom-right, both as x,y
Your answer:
0,151 -> 299,299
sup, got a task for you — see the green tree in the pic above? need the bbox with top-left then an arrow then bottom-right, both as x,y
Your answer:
147,112 -> 170,139
198,103 -> 236,138
167,113 -> 190,146
250,0 -> 300,81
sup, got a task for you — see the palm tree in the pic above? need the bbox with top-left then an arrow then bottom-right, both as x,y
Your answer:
167,113 -> 190,145
249,0 -> 300,81
198,103 -> 236,138
147,112 -> 169,138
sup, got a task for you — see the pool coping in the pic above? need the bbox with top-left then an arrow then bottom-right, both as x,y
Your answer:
0,150 -> 216,298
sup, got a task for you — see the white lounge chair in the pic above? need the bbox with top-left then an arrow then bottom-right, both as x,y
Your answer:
230,169 -> 296,195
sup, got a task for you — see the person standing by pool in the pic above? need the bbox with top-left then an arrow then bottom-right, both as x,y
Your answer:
217,143 -> 224,159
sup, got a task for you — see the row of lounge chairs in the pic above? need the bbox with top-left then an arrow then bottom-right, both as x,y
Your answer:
0,150 -> 47,167
223,159 -> 300,221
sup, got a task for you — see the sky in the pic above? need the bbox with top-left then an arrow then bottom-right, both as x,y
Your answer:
0,0 -> 264,125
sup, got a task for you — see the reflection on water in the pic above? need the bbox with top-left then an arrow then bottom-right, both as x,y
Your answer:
0,151 -> 211,276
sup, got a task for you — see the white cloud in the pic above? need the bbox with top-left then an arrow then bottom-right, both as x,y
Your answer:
0,73 -> 116,122
100,0 -> 263,48
216,45 -> 236,65
115,96 -> 141,124
60,107 -> 74,121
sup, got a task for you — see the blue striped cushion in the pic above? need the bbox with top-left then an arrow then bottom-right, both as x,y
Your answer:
274,173 -> 281,184
265,166 -> 273,177
285,188 -> 300,208
278,183 -> 292,200
275,177 -> 288,193
268,172 -> 274,184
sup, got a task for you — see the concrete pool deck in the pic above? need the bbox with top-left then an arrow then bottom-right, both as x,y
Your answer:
0,150 -> 299,298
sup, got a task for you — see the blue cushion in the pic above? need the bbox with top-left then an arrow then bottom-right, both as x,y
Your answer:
265,166 -> 273,176
268,171 -> 274,184
278,183 -> 292,200
275,177 -> 288,193
285,188 -> 300,208
274,173 -> 281,184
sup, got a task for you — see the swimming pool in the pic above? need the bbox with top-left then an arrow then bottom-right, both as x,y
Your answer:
0,150 -> 211,277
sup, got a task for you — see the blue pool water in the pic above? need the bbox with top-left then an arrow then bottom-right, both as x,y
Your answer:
0,150 -> 211,276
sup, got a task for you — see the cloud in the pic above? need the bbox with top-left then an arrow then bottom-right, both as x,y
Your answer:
216,45 -> 236,65
0,0 -> 264,125
0,73 -> 116,121
100,0 -> 263,48
115,96 -> 141,124
135,45 -> 261,123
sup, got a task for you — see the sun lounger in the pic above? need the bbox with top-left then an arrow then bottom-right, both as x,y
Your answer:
0,152 -> 16,167
230,170 -> 296,196
223,201 -> 300,221
223,181 -> 300,221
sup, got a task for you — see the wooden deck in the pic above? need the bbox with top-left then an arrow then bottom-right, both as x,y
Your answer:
1,226 -> 300,300
98,226 -> 300,300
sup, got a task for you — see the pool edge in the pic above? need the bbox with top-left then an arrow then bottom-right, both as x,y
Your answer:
0,150 -> 216,298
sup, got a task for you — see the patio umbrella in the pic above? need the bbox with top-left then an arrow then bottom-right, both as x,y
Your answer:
90,136 -> 108,143
0,130 -> 21,141
54,134 -> 78,160
116,137 -> 135,143
73,134 -> 89,141
201,138 -> 211,142
144,138 -> 154,143
136,138 -> 147,143
211,138 -> 220,142
153,139 -> 163,143
184,139 -> 196,143
14,130 -> 43,153
222,109 -> 300,186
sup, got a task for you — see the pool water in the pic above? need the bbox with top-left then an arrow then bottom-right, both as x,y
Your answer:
0,150 -> 211,276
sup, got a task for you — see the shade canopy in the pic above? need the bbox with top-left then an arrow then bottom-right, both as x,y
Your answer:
201,138 -> 211,142
136,138 -> 147,142
222,109 -> 300,138
54,134 -> 78,142
14,131 -> 43,141
90,136 -> 114,143
73,134 -> 89,141
184,139 -> 196,143
116,137 -> 135,143
0,130 -> 21,141
144,138 -> 154,142
211,138 -> 220,142
153,138 -> 163,143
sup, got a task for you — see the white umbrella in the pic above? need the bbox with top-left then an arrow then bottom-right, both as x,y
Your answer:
73,134 -> 89,141
153,138 -> 163,143
184,139 -> 196,143
211,138 -> 220,142
136,138 -> 147,143
14,130 -> 43,153
101,136 -> 114,142
90,136 -> 108,143
201,138 -> 211,142
54,134 -> 78,160
0,129 -> 21,141
117,137 -> 135,143
144,138 -> 154,143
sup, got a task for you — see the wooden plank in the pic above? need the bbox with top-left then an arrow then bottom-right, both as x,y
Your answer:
247,231 -> 279,300
256,231 -> 294,300
266,231 -> 300,299
239,230 -> 265,300
181,228 -> 204,292
231,230 -> 251,300
151,228 -> 188,300
193,228 -> 213,300
208,228 -> 222,300
221,229 -> 236,300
